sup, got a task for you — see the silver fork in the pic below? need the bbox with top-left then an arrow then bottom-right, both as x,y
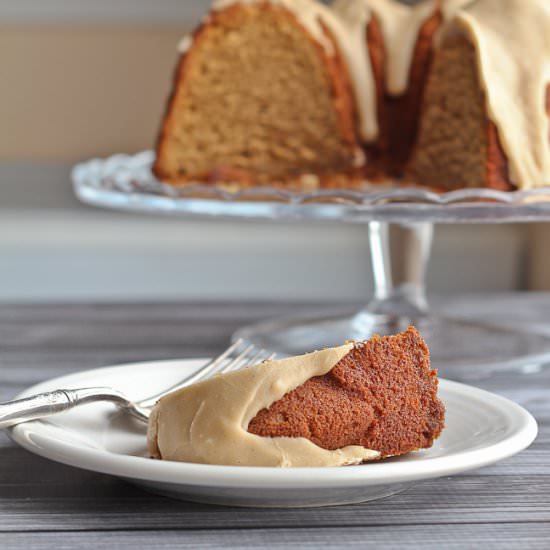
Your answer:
0,339 -> 275,429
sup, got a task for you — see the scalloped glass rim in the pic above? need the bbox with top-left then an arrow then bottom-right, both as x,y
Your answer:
72,151 -> 550,223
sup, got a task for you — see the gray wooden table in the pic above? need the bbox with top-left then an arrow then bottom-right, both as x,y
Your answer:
1,297 -> 549,549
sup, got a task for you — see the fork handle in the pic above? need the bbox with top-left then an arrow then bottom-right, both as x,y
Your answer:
0,388 -> 124,429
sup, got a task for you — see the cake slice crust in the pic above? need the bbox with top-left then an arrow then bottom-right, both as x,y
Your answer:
248,327 -> 445,458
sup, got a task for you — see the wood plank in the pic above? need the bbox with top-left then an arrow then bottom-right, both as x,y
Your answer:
2,523 -> 549,549
0,476 -> 548,531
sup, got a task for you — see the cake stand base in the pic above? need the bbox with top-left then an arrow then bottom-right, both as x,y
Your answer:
234,310 -> 550,380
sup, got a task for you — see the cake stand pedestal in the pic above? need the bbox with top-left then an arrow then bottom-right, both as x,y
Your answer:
73,151 -> 550,379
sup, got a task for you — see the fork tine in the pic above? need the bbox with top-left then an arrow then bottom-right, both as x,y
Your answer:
223,344 -> 256,371
180,339 -> 246,387
229,352 -> 259,373
138,339 -> 246,408
221,348 -> 264,374
194,344 -> 256,384
250,349 -> 275,367
227,350 -> 277,373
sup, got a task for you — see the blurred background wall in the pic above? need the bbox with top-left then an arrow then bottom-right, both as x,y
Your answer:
0,0 -> 545,302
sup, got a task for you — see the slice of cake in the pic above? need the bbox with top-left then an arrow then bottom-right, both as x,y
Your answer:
148,327 -> 445,467
153,0 -> 365,190
407,0 -> 550,190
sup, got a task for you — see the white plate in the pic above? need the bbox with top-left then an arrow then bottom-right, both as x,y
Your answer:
9,359 -> 538,508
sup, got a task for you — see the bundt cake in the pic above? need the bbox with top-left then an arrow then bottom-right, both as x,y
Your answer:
408,0 -> 550,190
148,327 -> 445,467
153,0 -> 550,192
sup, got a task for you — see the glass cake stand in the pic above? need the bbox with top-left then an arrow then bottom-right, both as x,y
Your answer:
73,151 -> 550,379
